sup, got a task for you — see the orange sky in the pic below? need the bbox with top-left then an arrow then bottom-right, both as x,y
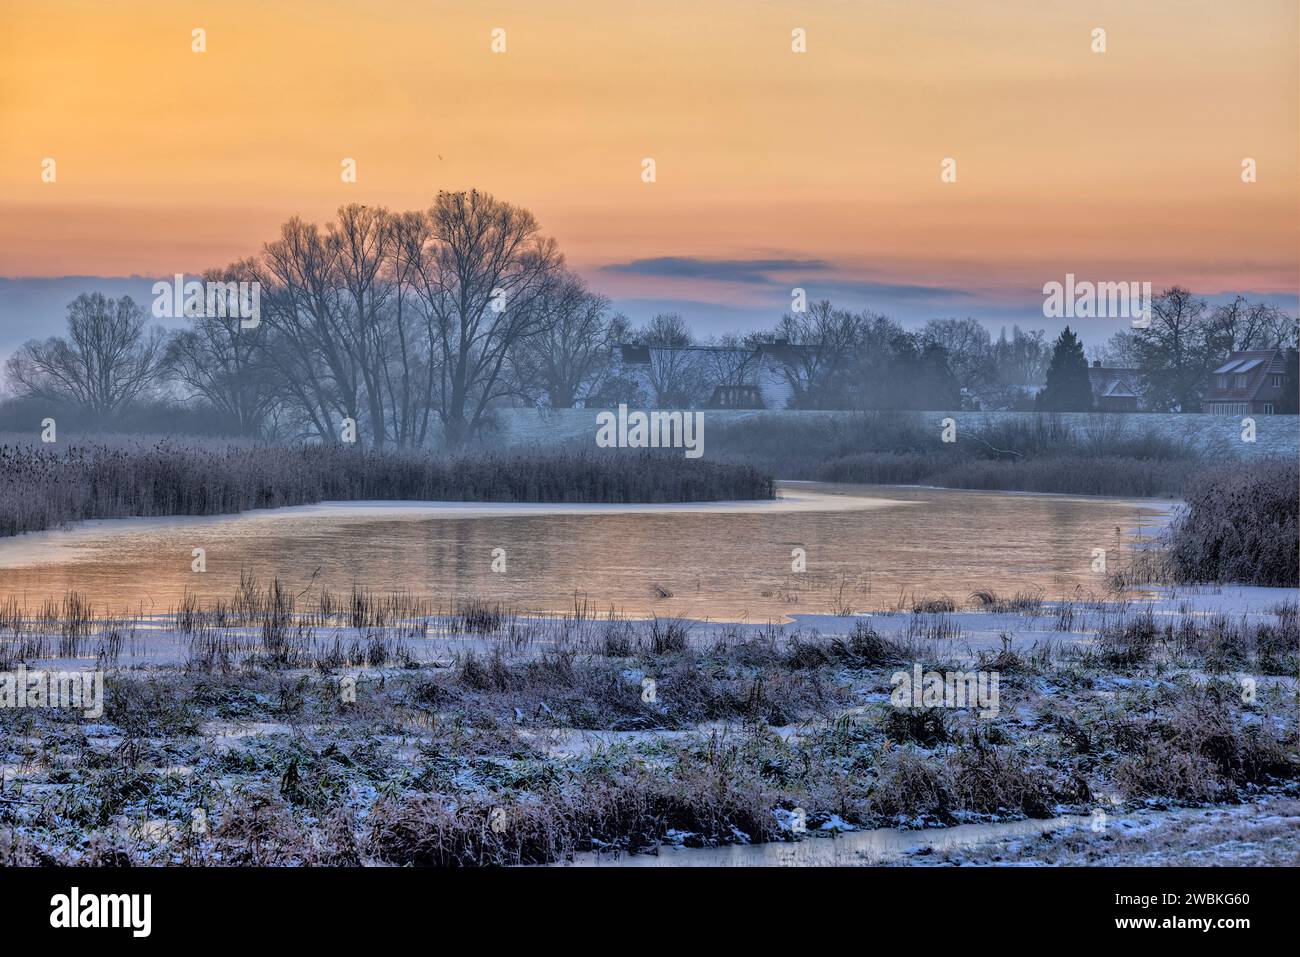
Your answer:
1,0 -> 1297,321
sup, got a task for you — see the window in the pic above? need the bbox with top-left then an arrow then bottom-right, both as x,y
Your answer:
1271,374 -> 1283,388
1234,374 -> 1248,389
1217,375 -> 1228,389
1263,403 -> 1275,415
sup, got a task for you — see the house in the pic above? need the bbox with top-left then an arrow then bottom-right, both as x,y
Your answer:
598,340 -> 801,409
1088,362 -> 1148,412
1201,349 -> 1289,415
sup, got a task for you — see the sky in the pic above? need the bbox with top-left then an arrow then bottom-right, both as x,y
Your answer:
1,0 -> 1297,352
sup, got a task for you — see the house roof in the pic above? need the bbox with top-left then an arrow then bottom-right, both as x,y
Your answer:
1203,349 -> 1286,402
615,342 -> 808,367
1214,357 -> 1263,375
755,341 -> 814,365
1088,367 -> 1144,399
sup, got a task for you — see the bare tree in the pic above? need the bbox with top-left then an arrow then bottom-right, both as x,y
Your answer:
167,260 -> 272,436
965,326 -> 1051,410
329,204 -> 395,446
381,209 -> 437,446
991,326 -> 1049,385
698,333 -> 761,388
5,293 -> 168,415
1090,328 -> 1143,368
406,190 -> 563,447
633,313 -> 710,406
509,271 -> 614,408
1209,296 -> 1297,353
772,300 -> 868,408
259,217 -> 361,442
634,313 -> 693,348
1133,286 -> 1212,411
920,318 -> 992,392
643,350 -> 710,407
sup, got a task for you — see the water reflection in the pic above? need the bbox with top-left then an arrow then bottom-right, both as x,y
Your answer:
0,483 -> 1171,620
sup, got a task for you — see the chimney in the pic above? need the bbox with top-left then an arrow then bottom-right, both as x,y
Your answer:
1092,359 -> 1102,367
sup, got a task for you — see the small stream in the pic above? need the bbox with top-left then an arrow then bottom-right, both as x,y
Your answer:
554,814 -> 1092,867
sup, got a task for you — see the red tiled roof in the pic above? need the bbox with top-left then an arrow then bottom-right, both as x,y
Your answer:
1203,350 -> 1286,401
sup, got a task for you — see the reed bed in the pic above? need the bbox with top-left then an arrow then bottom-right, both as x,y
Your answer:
1166,457 -> 1298,587
705,411 -> 1201,496
0,442 -> 775,538
6,571 -> 1295,676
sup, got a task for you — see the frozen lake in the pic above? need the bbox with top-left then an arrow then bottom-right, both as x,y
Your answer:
0,482 -> 1174,620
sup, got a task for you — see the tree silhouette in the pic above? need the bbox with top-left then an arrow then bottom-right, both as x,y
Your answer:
5,293 -> 169,416
1038,326 -> 1094,411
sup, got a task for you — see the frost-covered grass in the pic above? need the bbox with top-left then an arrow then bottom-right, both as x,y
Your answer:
0,442 -> 774,538
1,583 -> 1295,867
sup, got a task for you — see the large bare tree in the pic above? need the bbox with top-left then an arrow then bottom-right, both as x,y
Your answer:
259,217 -> 361,442
5,293 -> 168,415
920,318 -> 992,393
167,260 -> 273,436
771,300 -> 869,408
1208,296 -> 1297,353
330,204 -> 394,446
509,271 -> 614,408
1133,286 -> 1213,411
383,209 -> 438,446
632,313 -> 710,406
406,190 -> 563,446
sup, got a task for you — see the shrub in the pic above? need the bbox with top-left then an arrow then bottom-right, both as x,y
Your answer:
1166,458 -> 1298,586
870,747 -> 956,822
1112,683 -> 1296,802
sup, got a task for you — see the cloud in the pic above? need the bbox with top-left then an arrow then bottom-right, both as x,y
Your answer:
807,279 -> 973,302
596,257 -> 973,305
599,256 -> 832,284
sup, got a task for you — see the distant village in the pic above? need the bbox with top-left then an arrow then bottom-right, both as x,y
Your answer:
593,339 -> 1297,416
573,287 -> 1298,417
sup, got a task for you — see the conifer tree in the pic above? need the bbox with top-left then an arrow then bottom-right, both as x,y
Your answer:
1038,326 -> 1094,411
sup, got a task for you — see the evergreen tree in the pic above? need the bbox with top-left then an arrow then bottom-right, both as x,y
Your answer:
1038,326 -> 1095,411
